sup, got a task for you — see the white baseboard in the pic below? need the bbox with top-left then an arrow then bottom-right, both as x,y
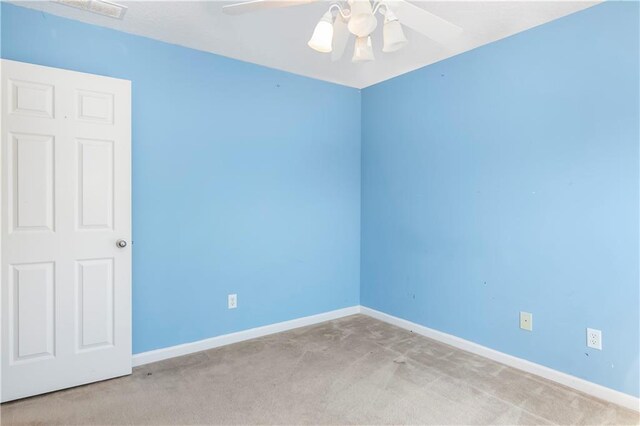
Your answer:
360,306 -> 640,412
132,304 -> 638,412
132,306 -> 361,367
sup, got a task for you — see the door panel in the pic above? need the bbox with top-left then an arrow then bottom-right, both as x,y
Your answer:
9,80 -> 55,119
1,59 -> 131,402
11,262 -> 55,362
76,90 -> 114,124
77,258 -> 114,350
10,133 -> 55,232
78,138 -> 114,230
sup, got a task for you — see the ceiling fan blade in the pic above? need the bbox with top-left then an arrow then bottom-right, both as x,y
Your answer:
385,0 -> 462,45
331,15 -> 350,62
223,0 -> 318,15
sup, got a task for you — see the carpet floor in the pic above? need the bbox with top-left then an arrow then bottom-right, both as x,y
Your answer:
1,314 -> 638,425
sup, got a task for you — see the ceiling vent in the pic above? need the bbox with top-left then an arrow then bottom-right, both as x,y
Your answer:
55,0 -> 127,19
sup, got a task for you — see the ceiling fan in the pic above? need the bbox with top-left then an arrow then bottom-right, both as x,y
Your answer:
222,0 -> 462,63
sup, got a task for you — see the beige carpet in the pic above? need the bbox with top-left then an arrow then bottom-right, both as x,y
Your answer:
1,314 -> 638,425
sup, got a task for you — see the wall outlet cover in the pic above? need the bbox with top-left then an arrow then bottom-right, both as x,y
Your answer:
520,311 -> 533,331
228,294 -> 237,309
587,328 -> 602,350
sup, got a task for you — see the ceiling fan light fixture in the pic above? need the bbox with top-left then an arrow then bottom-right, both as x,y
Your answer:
382,10 -> 407,53
352,36 -> 375,63
347,0 -> 377,37
308,10 -> 334,53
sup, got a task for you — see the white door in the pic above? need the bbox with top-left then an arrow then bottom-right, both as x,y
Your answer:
1,59 -> 131,402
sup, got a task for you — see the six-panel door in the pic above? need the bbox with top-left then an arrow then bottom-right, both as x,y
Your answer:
1,59 -> 131,402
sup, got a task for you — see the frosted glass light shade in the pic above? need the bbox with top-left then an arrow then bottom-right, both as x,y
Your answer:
308,11 -> 334,53
383,19 -> 407,52
352,36 -> 374,63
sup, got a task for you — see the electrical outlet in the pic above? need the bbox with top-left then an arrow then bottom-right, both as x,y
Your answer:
520,312 -> 533,331
587,328 -> 602,350
228,294 -> 237,309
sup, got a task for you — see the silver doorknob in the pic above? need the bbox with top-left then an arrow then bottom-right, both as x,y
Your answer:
116,239 -> 127,248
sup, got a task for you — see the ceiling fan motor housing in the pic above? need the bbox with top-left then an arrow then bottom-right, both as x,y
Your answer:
347,0 -> 378,37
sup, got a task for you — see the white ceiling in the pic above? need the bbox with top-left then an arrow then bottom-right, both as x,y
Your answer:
11,0 -> 599,88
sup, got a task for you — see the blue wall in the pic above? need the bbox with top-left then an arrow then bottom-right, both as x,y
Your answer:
1,3 -> 361,354
361,2 -> 639,397
2,1 -> 638,398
